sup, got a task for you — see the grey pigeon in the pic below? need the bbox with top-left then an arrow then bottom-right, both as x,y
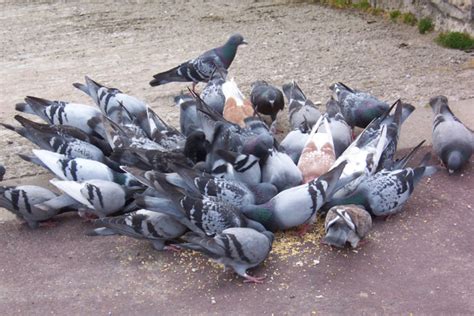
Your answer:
325,98 -> 352,158
49,179 -> 137,218
242,161 -> 347,232
212,150 -> 261,186
73,76 -> 151,136
16,96 -> 106,138
28,149 -> 140,187
175,93 -> 202,137
250,81 -> 284,122
282,81 -> 321,130
1,116 -> 106,163
129,169 -> 266,236
329,82 -> 389,128
87,209 -> 187,251
165,165 -> 277,206
326,154 -> 438,217
200,68 -> 227,114
150,34 -> 247,88
430,95 -> 473,173
323,204 -> 372,248
261,149 -> 303,192
179,227 -> 273,283
0,185 -> 75,228
279,127 -> 310,164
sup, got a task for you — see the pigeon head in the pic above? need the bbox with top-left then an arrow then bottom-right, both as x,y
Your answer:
446,150 -> 466,174
429,95 -> 448,113
323,221 -> 351,248
226,33 -> 248,46
241,204 -> 276,231
250,80 -> 269,90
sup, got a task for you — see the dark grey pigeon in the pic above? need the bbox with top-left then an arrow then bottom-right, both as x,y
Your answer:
0,164 -> 5,181
430,95 -> 473,173
282,80 -> 321,130
179,227 -> 274,283
87,209 -> 187,251
250,81 -> 285,122
329,82 -> 389,128
150,34 -> 247,88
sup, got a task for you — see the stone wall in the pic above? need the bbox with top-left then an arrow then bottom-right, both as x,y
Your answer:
363,0 -> 473,35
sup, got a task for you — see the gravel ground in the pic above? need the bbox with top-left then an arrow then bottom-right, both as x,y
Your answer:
0,1 -> 473,314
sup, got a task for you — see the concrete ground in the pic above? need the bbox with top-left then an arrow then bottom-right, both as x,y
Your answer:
0,1 -> 473,314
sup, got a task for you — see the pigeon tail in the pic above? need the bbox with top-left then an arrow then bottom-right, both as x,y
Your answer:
150,66 -> 189,87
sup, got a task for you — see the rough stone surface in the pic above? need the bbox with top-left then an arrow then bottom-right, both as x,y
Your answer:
365,0 -> 474,34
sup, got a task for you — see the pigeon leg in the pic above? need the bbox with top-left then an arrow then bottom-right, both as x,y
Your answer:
164,245 -> 182,252
297,223 -> 311,237
38,219 -> 58,228
242,274 -> 266,284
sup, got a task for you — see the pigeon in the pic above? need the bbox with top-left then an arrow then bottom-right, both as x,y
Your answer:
150,34 -> 247,88
138,193 -> 266,237
325,98 -> 352,158
166,165 -> 277,206
325,154 -> 438,217
27,149 -> 140,186
250,81 -> 284,122
0,164 -> 5,181
329,82 -> 389,128
175,93 -> 202,137
87,209 -> 187,250
297,116 -> 336,183
212,150 -> 261,186
129,169 -> 266,235
183,130 -> 210,164
12,115 -> 111,155
280,123 -> 311,164
242,161 -> 347,232
178,227 -> 273,283
49,179 -> 137,218
282,81 -> 321,130
261,149 -> 303,192
1,116 -> 107,162
200,67 -> 227,114
16,96 -> 106,138
222,78 -> 254,127
73,76 -> 151,131
0,185 -> 75,228
429,95 -> 473,173
323,204 -> 372,248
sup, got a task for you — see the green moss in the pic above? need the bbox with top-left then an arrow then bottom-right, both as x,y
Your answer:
418,17 -> 434,34
327,0 -> 351,8
389,10 -> 401,21
352,0 -> 371,10
435,32 -> 474,50
401,12 -> 417,26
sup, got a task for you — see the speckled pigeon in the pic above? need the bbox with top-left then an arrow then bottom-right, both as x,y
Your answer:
179,227 -> 273,283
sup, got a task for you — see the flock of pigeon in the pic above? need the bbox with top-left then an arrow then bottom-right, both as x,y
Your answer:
1,33 -> 473,284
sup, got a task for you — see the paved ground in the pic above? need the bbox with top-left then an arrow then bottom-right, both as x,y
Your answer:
0,1 -> 473,314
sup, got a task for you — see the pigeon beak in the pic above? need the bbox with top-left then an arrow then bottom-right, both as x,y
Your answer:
241,40 -> 248,45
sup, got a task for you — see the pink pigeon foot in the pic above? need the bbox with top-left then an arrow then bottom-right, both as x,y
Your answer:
243,274 -> 266,284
